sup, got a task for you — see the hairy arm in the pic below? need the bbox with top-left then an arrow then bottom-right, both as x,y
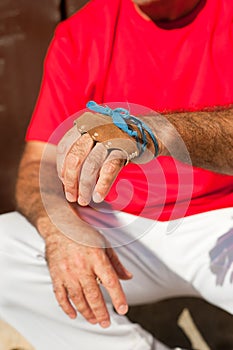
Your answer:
143,107 -> 233,175
16,141 -> 55,230
59,106 -> 233,205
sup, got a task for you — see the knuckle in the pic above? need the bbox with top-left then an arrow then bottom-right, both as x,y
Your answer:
66,153 -> 80,168
79,181 -> 92,195
104,160 -> 120,175
64,183 -> 76,194
96,312 -> 109,322
76,303 -> 91,316
103,275 -> 117,288
73,293 -> 83,303
53,285 -> 63,296
110,157 -> 123,166
85,287 -> 99,301
83,159 -> 99,175
72,142 -> 87,159
60,262 -> 69,273
67,292 -> 88,313
68,291 -> 77,300
58,299 -> 67,308
98,177 -> 111,190
64,170 -> 77,184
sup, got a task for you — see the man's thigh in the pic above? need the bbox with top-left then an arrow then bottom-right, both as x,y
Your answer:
136,207 -> 233,314
1,208 -> 232,348
0,211 -> 181,350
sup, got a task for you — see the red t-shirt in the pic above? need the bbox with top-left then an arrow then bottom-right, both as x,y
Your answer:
26,0 -> 233,221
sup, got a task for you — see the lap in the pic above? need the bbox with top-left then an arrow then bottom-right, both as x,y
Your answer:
0,208 -> 233,349
0,211 -> 197,305
0,212 -> 169,350
137,207 -> 233,313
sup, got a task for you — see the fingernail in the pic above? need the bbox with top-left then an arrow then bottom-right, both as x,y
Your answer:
93,192 -> 103,203
78,196 -> 88,206
66,192 -> 75,202
89,318 -> 98,324
118,304 -> 128,315
126,270 -> 133,278
69,313 -> 77,319
100,320 -> 110,328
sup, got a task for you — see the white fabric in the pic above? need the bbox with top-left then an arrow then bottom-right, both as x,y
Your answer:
0,208 -> 233,349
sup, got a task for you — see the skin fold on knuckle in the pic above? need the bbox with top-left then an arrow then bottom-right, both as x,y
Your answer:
72,297 -> 88,314
64,168 -> 79,185
62,157 -> 80,183
59,260 -> 70,273
68,288 -> 97,320
71,135 -> 93,159
76,303 -> 91,316
102,272 -> 118,289
79,181 -> 94,198
66,153 -> 81,169
67,289 -> 78,301
84,285 -> 100,303
95,173 -> 115,196
63,138 -> 91,180
102,159 -> 122,175
82,157 -> 100,177
64,183 -> 77,197
94,309 -> 110,324
53,285 -> 64,298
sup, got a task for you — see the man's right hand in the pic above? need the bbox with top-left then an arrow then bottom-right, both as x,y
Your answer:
42,220 -> 132,328
57,109 -> 159,206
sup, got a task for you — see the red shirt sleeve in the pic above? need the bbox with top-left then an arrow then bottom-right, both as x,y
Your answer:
25,23 -> 80,142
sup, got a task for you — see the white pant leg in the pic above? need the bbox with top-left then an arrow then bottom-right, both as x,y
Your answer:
134,207 -> 233,314
95,206 -> 233,313
2,208 -> 231,350
0,212 -> 188,350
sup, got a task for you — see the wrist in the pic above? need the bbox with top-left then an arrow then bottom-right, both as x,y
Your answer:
37,215 -> 61,241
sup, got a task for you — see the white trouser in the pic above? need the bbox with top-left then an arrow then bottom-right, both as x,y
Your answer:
0,208 -> 233,350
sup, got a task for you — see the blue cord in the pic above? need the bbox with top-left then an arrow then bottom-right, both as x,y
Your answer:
86,101 -> 159,157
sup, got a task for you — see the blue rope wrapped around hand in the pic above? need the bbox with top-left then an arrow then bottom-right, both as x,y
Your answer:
86,101 -> 159,158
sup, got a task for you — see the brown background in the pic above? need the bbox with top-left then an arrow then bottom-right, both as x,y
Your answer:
1,1 -> 233,349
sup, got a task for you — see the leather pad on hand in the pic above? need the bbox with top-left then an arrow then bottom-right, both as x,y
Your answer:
74,112 -> 140,162
74,112 -> 155,164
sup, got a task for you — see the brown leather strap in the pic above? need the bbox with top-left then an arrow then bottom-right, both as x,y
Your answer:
74,112 -> 155,163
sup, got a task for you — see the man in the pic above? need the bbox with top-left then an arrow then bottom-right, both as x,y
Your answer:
0,0 -> 233,349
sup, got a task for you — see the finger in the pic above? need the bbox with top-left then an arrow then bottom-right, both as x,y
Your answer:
53,283 -> 77,319
78,143 -> 108,206
57,125 -> 82,179
94,263 -> 129,317
92,150 -> 125,203
106,247 -> 133,280
66,284 -> 97,324
63,133 -> 94,202
80,276 -> 111,328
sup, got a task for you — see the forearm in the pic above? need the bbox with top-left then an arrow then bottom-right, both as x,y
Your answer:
143,107 -> 233,174
16,143 -> 60,239
16,142 -> 102,245
16,141 -> 80,243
